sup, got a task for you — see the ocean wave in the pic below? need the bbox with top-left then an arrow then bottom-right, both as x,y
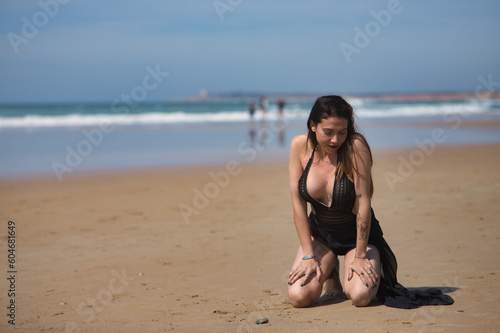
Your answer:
0,100 -> 496,128
0,111 -> 268,128
356,100 -> 489,118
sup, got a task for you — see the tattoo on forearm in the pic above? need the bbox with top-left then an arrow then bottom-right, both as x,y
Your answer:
356,211 -> 369,240
359,222 -> 368,240
356,194 -> 362,198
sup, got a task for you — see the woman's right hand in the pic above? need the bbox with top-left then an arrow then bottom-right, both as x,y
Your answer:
288,257 -> 322,286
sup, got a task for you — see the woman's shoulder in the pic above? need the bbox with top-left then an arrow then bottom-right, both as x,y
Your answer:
350,133 -> 371,152
349,133 -> 373,166
290,134 -> 311,161
290,134 -> 308,147
290,134 -> 310,153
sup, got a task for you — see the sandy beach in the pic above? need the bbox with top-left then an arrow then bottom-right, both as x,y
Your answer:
1,140 -> 500,332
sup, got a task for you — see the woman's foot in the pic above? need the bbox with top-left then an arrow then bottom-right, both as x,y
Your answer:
324,262 -> 343,297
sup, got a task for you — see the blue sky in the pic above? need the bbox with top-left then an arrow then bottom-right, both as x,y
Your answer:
0,0 -> 499,103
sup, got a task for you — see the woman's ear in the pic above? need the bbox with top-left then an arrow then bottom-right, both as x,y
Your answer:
309,121 -> 316,132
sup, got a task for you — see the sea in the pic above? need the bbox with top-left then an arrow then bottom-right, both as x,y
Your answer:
1,97 -> 500,180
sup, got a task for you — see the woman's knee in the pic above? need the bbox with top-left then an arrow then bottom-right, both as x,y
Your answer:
288,285 -> 321,308
345,288 -> 375,307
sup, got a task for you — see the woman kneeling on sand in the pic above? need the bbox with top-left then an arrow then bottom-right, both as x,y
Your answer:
287,95 -> 454,308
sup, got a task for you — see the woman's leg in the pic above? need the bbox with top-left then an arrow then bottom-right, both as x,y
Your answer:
343,245 -> 381,307
324,260 -> 343,297
288,239 -> 338,308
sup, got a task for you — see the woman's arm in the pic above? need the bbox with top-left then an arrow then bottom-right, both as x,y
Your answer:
289,135 -> 314,256
352,138 -> 372,259
288,135 -> 322,284
347,137 -> 378,287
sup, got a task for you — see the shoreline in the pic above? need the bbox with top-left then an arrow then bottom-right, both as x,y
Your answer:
0,140 -> 498,185
2,116 -> 500,182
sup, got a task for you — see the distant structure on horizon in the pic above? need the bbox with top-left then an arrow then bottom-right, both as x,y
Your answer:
199,89 -> 208,99
179,90 -> 499,103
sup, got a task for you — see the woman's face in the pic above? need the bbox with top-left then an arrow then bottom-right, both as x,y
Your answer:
311,116 -> 348,152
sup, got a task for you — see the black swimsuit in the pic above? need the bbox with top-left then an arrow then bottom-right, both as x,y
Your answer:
298,148 -> 454,309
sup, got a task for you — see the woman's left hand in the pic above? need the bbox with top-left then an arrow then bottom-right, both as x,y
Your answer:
347,258 -> 378,288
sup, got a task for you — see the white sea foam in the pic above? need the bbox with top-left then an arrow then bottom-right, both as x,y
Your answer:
0,111 -> 253,128
0,99 -> 496,128
356,100 -> 489,118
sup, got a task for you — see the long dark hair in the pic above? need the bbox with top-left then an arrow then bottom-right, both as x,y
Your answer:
307,95 -> 374,197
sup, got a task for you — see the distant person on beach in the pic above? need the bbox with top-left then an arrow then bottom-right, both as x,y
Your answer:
287,95 -> 454,309
248,102 -> 255,121
277,98 -> 286,146
278,98 -> 285,122
259,96 -> 267,119
248,102 -> 256,146
258,96 -> 268,145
